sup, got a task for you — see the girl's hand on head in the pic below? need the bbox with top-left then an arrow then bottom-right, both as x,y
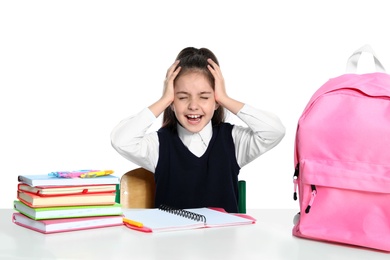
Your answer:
162,60 -> 181,102
148,60 -> 181,117
207,58 -> 228,103
207,58 -> 244,114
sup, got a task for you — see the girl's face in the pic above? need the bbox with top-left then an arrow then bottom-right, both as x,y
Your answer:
171,71 -> 218,133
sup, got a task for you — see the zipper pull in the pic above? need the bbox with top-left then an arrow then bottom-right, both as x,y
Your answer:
305,185 -> 317,213
293,163 -> 299,201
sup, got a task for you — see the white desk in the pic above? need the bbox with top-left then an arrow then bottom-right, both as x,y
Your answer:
1,209 -> 388,260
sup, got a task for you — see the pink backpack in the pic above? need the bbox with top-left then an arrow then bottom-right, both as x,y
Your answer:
292,45 -> 390,252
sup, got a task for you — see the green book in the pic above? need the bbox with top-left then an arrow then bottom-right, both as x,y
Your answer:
13,200 -> 123,220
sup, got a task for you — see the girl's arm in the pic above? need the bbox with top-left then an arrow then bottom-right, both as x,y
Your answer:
207,58 -> 285,168
233,104 -> 286,168
110,108 -> 159,173
111,61 -> 182,172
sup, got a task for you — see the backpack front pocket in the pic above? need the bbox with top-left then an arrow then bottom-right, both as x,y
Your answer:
294,159 -> 390,251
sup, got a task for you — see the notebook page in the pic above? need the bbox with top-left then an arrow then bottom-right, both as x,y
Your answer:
123,209 -> 205,232
187,208 -> 255,227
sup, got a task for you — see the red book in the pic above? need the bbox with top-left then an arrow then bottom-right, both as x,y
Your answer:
18,183 -> 116,196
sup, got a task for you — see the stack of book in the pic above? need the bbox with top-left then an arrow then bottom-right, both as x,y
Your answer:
12,171 -> 124,234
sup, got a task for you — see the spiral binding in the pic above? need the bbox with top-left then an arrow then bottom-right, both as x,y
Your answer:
159,204 -> 207,223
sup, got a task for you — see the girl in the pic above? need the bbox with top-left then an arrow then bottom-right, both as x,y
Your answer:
111,47 -> 285,212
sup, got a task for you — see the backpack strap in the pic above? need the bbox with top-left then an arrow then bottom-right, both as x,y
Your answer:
346,44 -> 386,73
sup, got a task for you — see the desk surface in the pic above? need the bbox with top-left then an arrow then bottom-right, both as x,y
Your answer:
1,208 -> 388,260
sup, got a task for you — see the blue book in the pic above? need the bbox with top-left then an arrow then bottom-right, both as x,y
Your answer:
18,174 -> 120,186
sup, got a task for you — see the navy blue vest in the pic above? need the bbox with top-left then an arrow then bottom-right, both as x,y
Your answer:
155,123 -> 241,213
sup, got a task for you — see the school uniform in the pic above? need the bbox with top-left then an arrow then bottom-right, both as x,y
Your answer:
111,104 -> 285,212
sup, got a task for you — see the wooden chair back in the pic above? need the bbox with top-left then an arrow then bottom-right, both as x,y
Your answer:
120,168 -> 156,208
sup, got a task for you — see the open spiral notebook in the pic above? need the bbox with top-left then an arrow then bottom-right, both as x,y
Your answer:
122,206 -> 256,233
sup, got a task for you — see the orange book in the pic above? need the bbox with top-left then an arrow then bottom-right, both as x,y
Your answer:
17,190 -> 117,208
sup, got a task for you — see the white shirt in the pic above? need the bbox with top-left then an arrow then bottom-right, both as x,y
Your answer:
177,121 -> 212,157
111,104 -> 285,173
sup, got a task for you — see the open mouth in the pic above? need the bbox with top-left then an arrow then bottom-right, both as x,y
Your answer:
186,114 -> 202,122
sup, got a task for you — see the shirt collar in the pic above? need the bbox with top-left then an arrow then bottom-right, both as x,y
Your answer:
177,121 -> 213,148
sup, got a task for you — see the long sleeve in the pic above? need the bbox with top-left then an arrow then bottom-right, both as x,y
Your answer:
111,104 -> 286,172
110,108 -> 159,173
233,104 -> 286,168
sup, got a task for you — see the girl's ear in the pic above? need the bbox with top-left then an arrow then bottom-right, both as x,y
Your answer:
170,103 -> 175,112
214,102 -> 220,110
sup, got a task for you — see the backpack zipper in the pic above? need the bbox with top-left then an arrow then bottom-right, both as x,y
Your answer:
293,163 -> 299,201
305,185 -> 317,213
293,162 -> 317,213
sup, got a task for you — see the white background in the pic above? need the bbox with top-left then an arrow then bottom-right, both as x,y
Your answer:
1,0 -> 389,209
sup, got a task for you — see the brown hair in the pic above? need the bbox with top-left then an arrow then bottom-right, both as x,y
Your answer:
162,47 -> 225,130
